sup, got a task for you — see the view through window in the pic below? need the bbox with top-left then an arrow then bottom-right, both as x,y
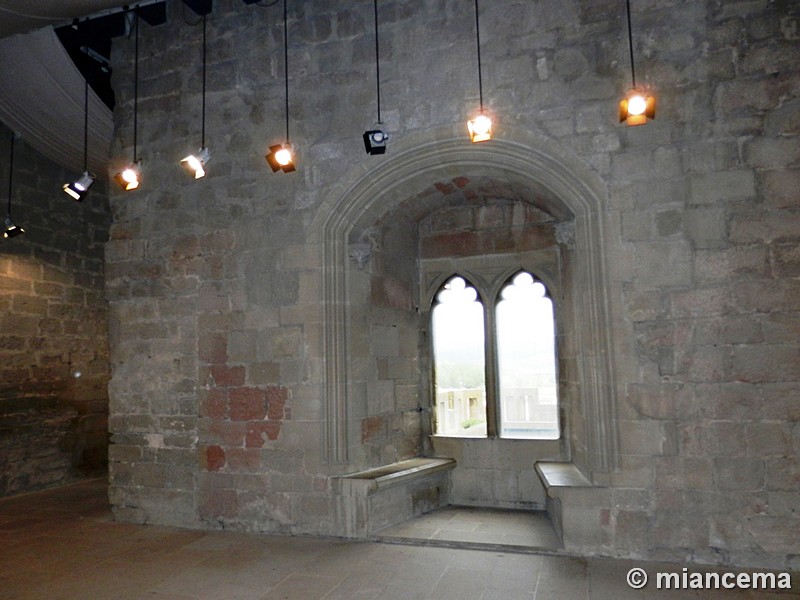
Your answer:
431,272 -> 559,439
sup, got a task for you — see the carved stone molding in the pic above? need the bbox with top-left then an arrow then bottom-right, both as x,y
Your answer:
312,126 -> 619,475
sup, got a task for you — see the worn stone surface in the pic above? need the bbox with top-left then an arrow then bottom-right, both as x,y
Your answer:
0,124 -> 111,497
104,0 -> 800,568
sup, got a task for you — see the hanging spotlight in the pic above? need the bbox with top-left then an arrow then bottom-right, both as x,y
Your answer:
266,0 -> 295,173
363,124 -> 389,155
362,0 -> 389,155
468,114 -> 492,143
115,10 -> 143,190
63,171 -> 95,201
3,132 -> 24,239
3,215 -> 23,239
181,147 -> 210,179
467,0 -> 491,143
266,143 -> 296,173
114,160 -> 142,190
620,0 -> 655,126
63,76 -> 95,201
180,6 -> 212,178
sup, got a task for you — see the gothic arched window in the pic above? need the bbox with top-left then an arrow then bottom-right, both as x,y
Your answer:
431,271 -> 559,439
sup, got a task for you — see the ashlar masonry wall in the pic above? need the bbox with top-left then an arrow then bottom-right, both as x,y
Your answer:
0,124 -> 111,497
106,0 -> 799,568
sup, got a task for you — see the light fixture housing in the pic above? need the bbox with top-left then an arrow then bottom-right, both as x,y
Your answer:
116,10 -> 142,190
181,147 -> 211,179
114,160 -> 142,190
3,215 -> 23,239
620,0 -> 655,127
267,0 -> 296,174
266,143 -> 295,173
180,6 -> 211,179
4,132 -> 23,240
363,123 -> 389,155
363,0 -> 388,155
63,171 -> 95,201
619,88 -> 656,126
467,0 -> 492,143
468,112 -> 492,143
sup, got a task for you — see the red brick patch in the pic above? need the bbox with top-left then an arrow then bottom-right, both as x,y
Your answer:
229,387 -> 267,421
206,445 -> 226,471
267,386 -> 288,420
210,364 -> 246,387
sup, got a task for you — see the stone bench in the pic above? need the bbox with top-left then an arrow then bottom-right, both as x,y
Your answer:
332,457 -> 456,538
535,461 -> 595,546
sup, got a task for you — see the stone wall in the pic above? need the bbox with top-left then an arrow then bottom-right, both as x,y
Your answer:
0,124 -> 111,497
106,0 -> 799,567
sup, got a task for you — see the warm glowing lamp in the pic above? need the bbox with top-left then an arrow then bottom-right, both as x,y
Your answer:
267,0 -> 297,174
619,88 -> 656,126
114,161 -> 142,190
180,10 -> 211,179
468,112 -> 492,143
181,147 -> 210,179
117,10 -> 143,189
467,0 -> 493,143
620,0 -> 655,126
266,143 -> 295,173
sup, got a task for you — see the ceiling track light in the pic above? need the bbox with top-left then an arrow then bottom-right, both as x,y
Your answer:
363,0 -> 388,155
620,0 -> 655,126
63,77 -> 95,201
3,132 -> 24,239
467,0 -> 492,143
181,4 -> 212,179
266,0 -> 295,173
115,10 -> 143,190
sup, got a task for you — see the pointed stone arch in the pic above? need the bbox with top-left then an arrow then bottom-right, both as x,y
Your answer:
311,125 -> 619,479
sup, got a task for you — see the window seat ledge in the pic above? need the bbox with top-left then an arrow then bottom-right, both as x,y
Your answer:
535,461 -> 593,494
333,457 -> 456,496
331,457 -> 456,538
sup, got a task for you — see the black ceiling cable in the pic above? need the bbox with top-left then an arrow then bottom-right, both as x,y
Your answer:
474,0 -> 484,113
6,132 -> 13,216
201,12 -> 207,149
626,0 -> 637,88
282,0 -> 289,145
132,9 -> 139,163
373,0 -> 381,124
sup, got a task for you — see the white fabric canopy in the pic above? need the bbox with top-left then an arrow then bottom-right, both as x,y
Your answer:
0,1 -> 136,39
0,27 -> 114,177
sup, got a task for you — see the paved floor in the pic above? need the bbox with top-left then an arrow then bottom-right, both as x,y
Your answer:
376,505 -> 562,553
0,479 -> 797,599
